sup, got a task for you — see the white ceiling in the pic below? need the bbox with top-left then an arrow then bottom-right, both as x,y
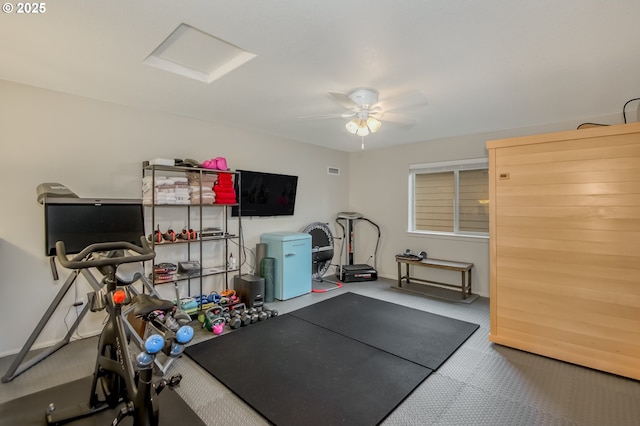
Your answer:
2,0 -> 639,152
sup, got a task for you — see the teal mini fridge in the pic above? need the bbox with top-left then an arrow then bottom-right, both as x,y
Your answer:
260,232 -> 311,300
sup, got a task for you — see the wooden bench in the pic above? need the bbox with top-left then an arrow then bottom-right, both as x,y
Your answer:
395,256 -> 474,300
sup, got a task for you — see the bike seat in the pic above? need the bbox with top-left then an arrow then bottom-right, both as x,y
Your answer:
133,293 -> 175,317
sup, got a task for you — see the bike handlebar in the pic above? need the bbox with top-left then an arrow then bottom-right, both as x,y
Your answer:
55,237 -> 156,270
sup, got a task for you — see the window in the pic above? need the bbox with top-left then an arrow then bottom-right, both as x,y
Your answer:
409,158 -> 489,236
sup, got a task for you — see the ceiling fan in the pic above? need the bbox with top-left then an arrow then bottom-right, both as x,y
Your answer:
299,88 -> 428,136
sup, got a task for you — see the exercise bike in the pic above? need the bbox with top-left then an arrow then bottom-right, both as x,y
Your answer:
46,237 -> 195,426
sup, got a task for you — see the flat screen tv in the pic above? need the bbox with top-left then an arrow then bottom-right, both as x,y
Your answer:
44,198 -> 145,256
232,170 -> 298,217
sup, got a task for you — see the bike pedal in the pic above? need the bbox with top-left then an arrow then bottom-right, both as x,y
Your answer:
154,380 -> 166,395
168,374 -> 182,389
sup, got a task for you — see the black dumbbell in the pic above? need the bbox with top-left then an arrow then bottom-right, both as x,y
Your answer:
224,311 -> 241,329
245,308 -> 259,323
264,309 -> 279,318
228,315 -> 241,329
240,313 -> 252,326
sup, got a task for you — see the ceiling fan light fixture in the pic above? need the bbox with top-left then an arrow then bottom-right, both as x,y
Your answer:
345,120 -> 359,134
346,116 -> 381,136
366,117 -> 381,133
356,125 -> 370,137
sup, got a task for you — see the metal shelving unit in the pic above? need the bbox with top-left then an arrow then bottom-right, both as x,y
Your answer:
142,162 -> 242,312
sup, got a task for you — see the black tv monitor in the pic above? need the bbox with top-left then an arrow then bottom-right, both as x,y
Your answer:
232,170 -> 298,217
44,198 -> 145,256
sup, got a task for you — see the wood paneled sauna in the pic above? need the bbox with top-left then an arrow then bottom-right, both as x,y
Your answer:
486,122 -> 640,380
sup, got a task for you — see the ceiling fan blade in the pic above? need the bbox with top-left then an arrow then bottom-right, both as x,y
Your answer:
375,112 -> 417,126
328,92 -> 358,109
378,91 -> 428,112
297,113 -> 347,120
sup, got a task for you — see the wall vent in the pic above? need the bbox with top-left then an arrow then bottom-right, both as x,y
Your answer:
327,167 -> 340,175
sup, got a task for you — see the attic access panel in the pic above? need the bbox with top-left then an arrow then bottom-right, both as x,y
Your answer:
143,23 -> 256,83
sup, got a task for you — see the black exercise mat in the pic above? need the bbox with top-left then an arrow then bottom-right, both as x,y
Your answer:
0,376 -> 205,426
289,292 -> 479,370
185,314 -> 432,426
